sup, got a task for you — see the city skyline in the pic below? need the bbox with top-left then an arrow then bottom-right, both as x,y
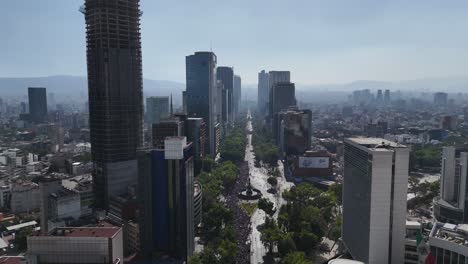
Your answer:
1,0 -> 468,85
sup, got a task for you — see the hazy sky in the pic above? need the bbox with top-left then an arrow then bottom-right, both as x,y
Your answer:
1,0 -> 468,85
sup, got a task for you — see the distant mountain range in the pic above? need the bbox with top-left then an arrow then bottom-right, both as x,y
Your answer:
1,75 -> 467,104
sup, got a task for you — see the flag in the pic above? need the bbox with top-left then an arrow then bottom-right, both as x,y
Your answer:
416,229 -> 423,246
425,252 -> 435,264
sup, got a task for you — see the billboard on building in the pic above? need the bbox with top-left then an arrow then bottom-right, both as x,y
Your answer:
298,157 -> 329,168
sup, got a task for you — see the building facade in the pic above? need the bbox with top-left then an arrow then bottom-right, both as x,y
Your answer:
185,52 -> 218,155
268,71 -> 290,117
274,108 -> 312,156
257,70 -> 269,114
146,96 -> 170,126
233,75 -> 241,117
342,138 -> 410,264
429,222 -> 468,263
217,67 -> 234,125
138,137 -> 195,261
434,147 -> 468,224
28,87 -> 48,123
27,227 -> 123,264
83,0 -> 144,210
270,82 -> 296,115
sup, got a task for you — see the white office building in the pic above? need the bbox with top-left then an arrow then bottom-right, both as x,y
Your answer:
342,138 -> 410,264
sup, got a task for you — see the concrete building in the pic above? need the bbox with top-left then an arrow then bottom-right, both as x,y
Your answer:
376,89 -> 383,102
404,221 -> 424,264
217,66 -> 234,125
270,82 -> 296,115
233,75 -> 241,117
342,138 -> 410,264
27,226 -> 123,264
384,89 -> 391,104
0,186 -> 11,210
82,0 -> 144,210
194,181 -> 202,228
257,70 -> 269,114
152,119 -> 184,146
268,71 -> 290,117
429,222 -> 468,263
10,183 -> 40,214
441,115 -> 458,131
146,96 -> 170,126
39,176 -> 62,233
274,108 -> 312,156
185,52 -> 218,155
185,118 -> 206,173
434,147 -> 468,224
434,92 -> 448,106
291,150 -> 333,179
138,137 -> 195,261
49,189 -> 81,222
28,87 -> 48,124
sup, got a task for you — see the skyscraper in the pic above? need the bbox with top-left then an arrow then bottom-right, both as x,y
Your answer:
376,89 -> 383,102
270,82 -> 296,115
28,87 -> 48,123
434,92 -> 448,106
384,89 -> 391,104
138,137 -> 195,261
217,67 -> 234,125
82,0 -> 144,209
268,71 -> 290,117
434,146 -> 468,224
342,138 -> 409,264
185,52 -> 218,155
146,96 -> 170,126
233,75 -> 241,117
257,70 -> 269,114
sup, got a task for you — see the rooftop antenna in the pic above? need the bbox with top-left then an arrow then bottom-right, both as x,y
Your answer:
210,41 -> 212,52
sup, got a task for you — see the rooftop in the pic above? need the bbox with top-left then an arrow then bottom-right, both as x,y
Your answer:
47,227 -> 121,238
0,256 -> 25,264
430,222 -> 468,247
6,221 -> 38,231
346,137 -> 406,149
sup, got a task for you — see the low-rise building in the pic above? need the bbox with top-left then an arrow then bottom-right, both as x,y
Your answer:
429,222 -> 468,263
27,226 -> 123,264
10,183 -> 40,214
49,189 -> 81,221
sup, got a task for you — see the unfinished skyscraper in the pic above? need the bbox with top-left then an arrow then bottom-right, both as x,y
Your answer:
82,0 -> 144,209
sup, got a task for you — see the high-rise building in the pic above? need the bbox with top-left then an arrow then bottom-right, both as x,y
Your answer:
82,0 -> 144,209
257,70 -> 269,114
433,147 -> 468,224
384,89 -> 391,104
28,87 -> 48,123
342,138 -> 409,264
138,137 -> 195,261
376,89 -> 383,102
186,118 -> 206,170
39,176 -> 62,233
146,96 -> 170,125
268,71 -> 290,117
434,92 -> 448,106
217,67 -> 234,125
233,75 -> 241,117
185,52 -> 218,155
152,119 -> 184,146
270,82 -> 296,115
274,108 -> 311,155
